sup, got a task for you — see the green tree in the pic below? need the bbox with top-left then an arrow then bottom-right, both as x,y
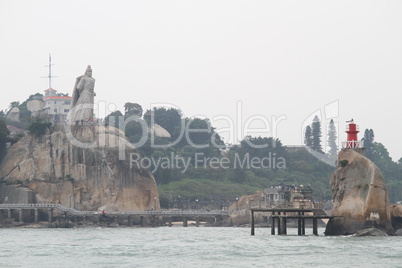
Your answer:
311,116 -> 323,153
28,118 -> 52,136
18,100 -> 31,124
9,101 -> 20,110
184,118 -> 212,147
362,129 -> 375,159
124,102 -> 143,118
175,117 -> 225,156
104,110 -> 123,128
7,93 -> 45,127
360,131 -> 402,202
304,125 -> 313,147
0,119 -> 10,162
236,136 -> 286,159
125,119 -> 148,145
144,107 -> 182,138
327,119 -> 337,155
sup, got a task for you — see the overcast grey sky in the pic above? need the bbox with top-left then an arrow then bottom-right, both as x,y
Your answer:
1,1 -> 401,161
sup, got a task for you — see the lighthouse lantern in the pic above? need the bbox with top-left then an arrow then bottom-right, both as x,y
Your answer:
342,120 -> 363,149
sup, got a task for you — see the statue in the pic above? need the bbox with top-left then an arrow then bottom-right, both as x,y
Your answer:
69,65 -> 96,123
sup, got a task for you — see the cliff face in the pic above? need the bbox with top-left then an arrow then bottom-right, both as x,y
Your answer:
0,125 -> 160,212
325,149 -> 393,235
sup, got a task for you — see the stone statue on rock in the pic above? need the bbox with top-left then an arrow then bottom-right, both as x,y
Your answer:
0,65 -> 161,212
69,65 -> 96,123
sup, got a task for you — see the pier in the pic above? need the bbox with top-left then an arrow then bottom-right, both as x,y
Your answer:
250,208 -> 333,236
0,203 -> 228,227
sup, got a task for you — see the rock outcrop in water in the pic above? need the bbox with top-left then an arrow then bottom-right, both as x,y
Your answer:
325,149 -> 393,235
354,227 -> 388,237
224,192 -> 264,226
0,125 -> 160,212
390,204 -> 402,233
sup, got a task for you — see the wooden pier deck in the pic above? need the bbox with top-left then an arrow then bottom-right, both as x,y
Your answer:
250,208 -> 334,236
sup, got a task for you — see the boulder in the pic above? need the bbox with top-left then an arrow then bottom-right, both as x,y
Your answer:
0,125 -> 160,212
325,149 -> 393,235
394,229 -> 402,236
6,107 -> 20,122
150,124 -> 171,138
391,204 -> 402,217
27,99 -> 44,117
390,204 -> 402,231
226,191 -> 265,226
355,228 -> 388,237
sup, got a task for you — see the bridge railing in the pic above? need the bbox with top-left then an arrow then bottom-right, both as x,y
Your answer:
0,204 -> 228,216
113,210 -> 227,216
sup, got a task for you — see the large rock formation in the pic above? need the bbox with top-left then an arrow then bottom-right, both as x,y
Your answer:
0,125 -> 160,212
225,191 -> 267,226
325,149 -> 393,235
27,99 -> 44,117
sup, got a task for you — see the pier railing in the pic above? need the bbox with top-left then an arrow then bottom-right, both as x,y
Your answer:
0,203 -> 227,217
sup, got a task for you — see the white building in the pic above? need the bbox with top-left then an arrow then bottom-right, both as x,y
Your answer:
43,88 -> 72,123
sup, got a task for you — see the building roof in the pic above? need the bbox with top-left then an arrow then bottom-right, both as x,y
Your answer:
44,96 -> 72,100
7,125 -> 23,133
44,88 -> 57,92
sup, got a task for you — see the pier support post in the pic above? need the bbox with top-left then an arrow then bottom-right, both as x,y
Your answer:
7,209 -> 11,219
128,216 -> 133,226
251,210 -> 255,236
301,212 -> 305,235
196,217 -> 200,227
277,215 -> 282,235
18,209 -> 23,223
271,216 -> 275,235
283,213 -> 287,235
34,209 -> 39,223
183,217 -> 188,227
279,217 -> 287,235
140,216 -> 145,227
298,212 -> 302,236
168,217 -> 172,227
313,218 -> 318,235
48,208 -> 53,223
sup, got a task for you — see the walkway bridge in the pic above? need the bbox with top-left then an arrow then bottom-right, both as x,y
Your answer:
0,203 -> 228,226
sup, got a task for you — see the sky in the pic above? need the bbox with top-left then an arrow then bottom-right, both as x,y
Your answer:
0,1 -> 401,161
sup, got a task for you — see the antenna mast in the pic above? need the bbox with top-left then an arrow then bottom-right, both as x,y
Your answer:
42,53 -> 57,89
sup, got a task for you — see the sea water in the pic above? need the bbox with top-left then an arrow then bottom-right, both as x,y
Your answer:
0,227 -> 401,268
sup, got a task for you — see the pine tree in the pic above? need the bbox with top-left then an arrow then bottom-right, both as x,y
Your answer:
363,129 -> 375,159
311,115 -> 323,153
304,125 -> 313,147
327,119 -> 338,155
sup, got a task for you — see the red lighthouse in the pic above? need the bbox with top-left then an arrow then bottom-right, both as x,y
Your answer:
343,119 -> 363,149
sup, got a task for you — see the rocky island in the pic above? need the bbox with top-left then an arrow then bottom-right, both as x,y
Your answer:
0,66 -> 159,214
325,148 -> 393,235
